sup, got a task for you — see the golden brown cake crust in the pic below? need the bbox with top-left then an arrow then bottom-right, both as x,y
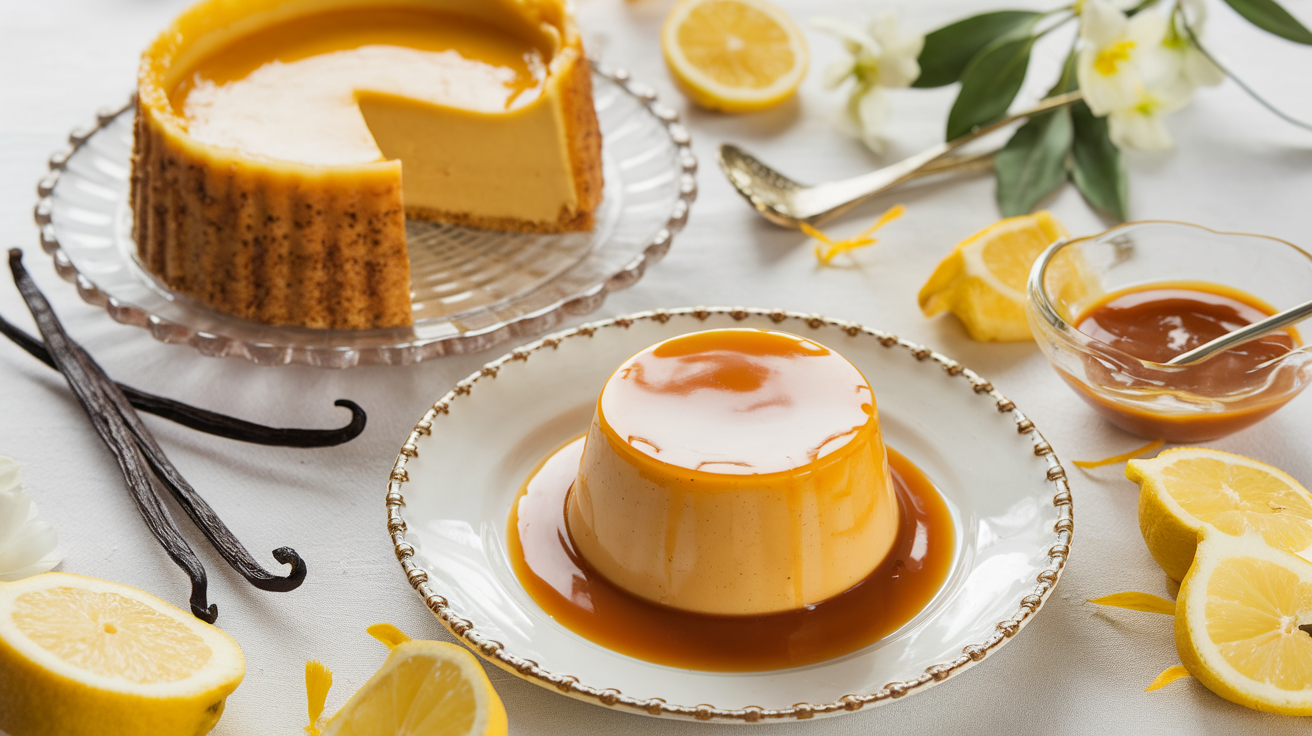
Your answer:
131,0 -> 603,331
131,103 -> 414,330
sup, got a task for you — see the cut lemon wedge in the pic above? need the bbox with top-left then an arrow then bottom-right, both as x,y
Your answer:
918,211 -> 1077,342
0,572 -> 244,736
661,0 -> 808,113
1176,530 -> 1312,715
1128,447 -> 1312,582
321,625 -> 507,736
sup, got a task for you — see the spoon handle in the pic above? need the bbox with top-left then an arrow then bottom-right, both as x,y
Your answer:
1165,297 -> 1312,366
800,91 -> 1084,224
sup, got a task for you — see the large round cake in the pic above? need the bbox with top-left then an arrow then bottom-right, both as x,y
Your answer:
132,0 -> 603,329
565,328 -> 901,616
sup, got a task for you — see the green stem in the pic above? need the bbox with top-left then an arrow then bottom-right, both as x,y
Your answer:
1036,10 -> 1077,38
1183,21 -> 1312,132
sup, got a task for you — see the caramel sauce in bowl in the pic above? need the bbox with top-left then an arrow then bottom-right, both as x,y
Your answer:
1027,222 -> 1312,442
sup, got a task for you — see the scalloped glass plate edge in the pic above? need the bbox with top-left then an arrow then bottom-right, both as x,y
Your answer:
34,61 -> 697,368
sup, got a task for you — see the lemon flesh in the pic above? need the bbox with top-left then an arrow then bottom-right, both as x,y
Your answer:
1177,530 -> 1312,715
661,0 -> 807,113
323,639 -> 507,736
1128,447 -> 1312,582
0,572 -> 244,736
918,211 -> 1076,342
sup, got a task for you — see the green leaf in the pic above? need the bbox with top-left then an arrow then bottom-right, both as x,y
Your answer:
1070,102 -> 1129,221
912,11 -> 1042,88
946,34 -> 1035,141
995,107 -> 1073,217
1221,0 -> 1312,44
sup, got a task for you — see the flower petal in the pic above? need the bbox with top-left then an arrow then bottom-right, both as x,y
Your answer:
1081,0 -> 1129,45
853,85 -> 892,153
0,520 -> 60,576
810,17 -> 876,51
824,58 -> 856,89
1183,47 -> 1224,86
0,484 -> 32,548
0,551 -> 62,583
1109,107 -> 1174,150
1077,48 -> 1142,115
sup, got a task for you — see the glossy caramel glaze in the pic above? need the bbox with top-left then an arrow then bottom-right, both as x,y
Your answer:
509,437 -> 955,672
567,329 -> 900,615
170,8 -> 549,165
1069,281 -> 1302,441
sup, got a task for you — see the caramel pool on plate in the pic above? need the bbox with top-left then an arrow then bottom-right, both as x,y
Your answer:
565,328 -> 900,616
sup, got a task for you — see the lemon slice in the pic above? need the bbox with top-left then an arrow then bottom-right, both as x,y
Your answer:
1176,529 -> 1312,715
0,572 -> 244,736
322,624 -> 507,736
918,211 -> 1077,342
1128,447 -> 1312,582
661,0 -> 808,113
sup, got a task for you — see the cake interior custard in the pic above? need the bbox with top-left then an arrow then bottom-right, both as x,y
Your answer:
508,329 -> 955,671
133,0 -> 603,329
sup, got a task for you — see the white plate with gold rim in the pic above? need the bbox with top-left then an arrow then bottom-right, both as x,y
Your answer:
386,307 -> 1073,723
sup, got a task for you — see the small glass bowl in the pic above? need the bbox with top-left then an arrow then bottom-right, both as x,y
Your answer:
1026,221 -> 1312,442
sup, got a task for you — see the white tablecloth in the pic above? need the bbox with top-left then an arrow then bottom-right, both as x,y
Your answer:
2,0 -> 1311,733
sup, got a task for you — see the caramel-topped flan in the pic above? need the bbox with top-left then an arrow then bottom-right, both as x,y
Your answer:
565,328 -> 901,616
132,0 -> 603,329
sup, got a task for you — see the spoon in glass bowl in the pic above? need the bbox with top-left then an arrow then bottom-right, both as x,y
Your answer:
1166,297 -> 1312,366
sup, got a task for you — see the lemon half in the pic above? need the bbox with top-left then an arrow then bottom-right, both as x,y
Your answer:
321,624 -> 507,736
661,0 -> 808,113
1177,529 -> 1312,715
918,211 -> 1078,342
0,572 -> 244,736
1128,447 -> 1312,582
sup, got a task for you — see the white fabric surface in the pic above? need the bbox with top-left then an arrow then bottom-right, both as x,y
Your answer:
2,0 -> 1311,733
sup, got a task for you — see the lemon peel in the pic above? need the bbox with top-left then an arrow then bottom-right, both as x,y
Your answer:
1088,591 -> 1176,615
1145,665 -> 1193,691
305,660 -> 334,736
1073,439 -> 1164,469
803,204 -> 906,265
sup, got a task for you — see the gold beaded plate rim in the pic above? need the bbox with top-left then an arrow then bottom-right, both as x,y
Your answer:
386,307 -> 1075,722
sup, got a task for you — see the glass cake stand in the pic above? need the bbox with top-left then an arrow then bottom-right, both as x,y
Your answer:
34,64 -> 698,368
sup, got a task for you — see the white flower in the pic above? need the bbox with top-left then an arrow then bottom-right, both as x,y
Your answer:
1107,85 -> 1190,150
0,457 -> 61,582
1164,0 -> 1224,88
811,13 -> 924,153
1076,0 -> 1171,116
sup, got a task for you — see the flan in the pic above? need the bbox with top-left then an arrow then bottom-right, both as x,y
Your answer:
131,0 -> 603,329
565,328 -> 901,616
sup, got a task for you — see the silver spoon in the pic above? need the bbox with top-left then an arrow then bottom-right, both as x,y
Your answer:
1165,297 -> 1312,366
720,91 -> 1084,229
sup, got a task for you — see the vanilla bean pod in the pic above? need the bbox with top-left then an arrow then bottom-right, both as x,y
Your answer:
106,375 -> 307,592
8,249 -> 216,621
0,313 -> 366,447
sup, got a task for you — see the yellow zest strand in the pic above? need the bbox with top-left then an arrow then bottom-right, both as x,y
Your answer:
304,660 -> 334,736
367,622 -> 412,650
805,204 -> 907,265
1087,592 -> 1176,615
1073,439 -> 1164,469
1145,665 -> 1192,692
